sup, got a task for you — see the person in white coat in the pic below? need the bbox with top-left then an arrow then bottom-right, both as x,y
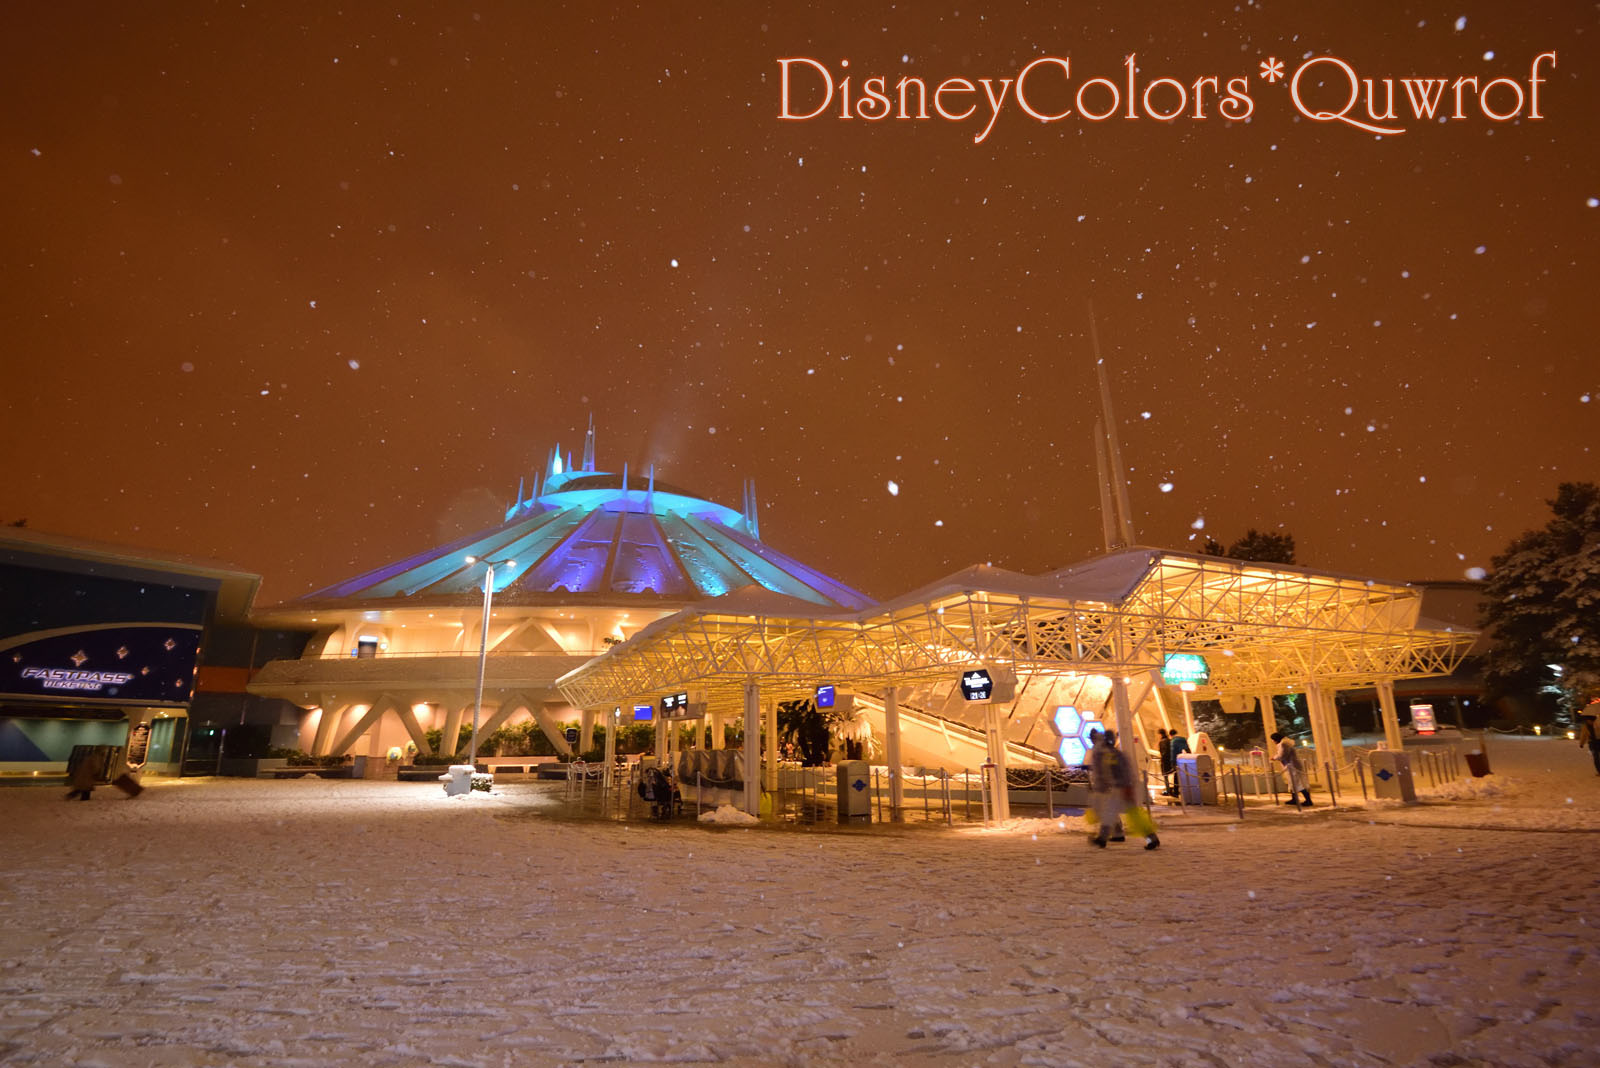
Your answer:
1272,731 -> 1312,807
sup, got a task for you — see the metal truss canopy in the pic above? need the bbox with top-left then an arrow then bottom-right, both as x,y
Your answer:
556,549 -> 1476,711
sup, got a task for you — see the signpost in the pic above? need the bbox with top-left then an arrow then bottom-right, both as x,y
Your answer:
959,669 -> 995,701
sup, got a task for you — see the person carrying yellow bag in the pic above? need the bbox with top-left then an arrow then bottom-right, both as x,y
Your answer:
1087,729 -> 1161,851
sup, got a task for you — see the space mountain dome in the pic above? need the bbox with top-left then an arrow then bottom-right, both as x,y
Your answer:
299,423 -> 873,611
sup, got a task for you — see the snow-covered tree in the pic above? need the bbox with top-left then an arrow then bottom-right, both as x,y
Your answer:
1201,529 -> 1296,565
1481,482 -> 1600,712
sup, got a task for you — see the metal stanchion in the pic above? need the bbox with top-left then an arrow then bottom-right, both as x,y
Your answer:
1324,763 -> 1338,809
1355,757 -> 1368,800
960,768 -> 969,822
943,773 -> 953,826
874,768 -> 883,822
1045,767 -> 1054,817
1232,769 -> 1245,819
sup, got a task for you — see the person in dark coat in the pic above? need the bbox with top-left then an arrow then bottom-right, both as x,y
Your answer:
1578,701 -> 1600,776
1157,729 -> 1174,795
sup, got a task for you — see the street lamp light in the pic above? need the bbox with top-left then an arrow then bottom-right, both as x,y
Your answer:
464,555 -> 515,769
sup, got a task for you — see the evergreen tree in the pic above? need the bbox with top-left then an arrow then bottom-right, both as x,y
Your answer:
1201,528 -> 1296,564
1481,482 -> 1600,711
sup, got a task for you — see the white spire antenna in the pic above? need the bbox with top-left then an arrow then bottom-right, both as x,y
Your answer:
1089,303 -> 1137,549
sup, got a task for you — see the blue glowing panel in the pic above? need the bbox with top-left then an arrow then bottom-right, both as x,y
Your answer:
682,514 -> 833,606
522,511 -> 617,593
658,514 -> 744,598
711,521 -> 875,610
1049,705 -> 1101,767
611,512 -> 693,596
816,684 -> 835,708
632,703 -> 654,722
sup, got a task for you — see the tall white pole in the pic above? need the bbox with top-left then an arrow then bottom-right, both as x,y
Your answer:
885,687 -> 904,820
743,681 -> 761,817
470,564 -> 493,768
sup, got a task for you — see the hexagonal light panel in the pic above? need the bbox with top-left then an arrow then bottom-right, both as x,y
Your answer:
1050,704 -> 1103,766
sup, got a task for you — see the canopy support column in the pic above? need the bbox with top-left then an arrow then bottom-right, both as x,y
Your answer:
603,708 -> 618,792
1305,680 -> 1340,783
743,682 -> 761,817
1179,687 -> 1196,738
983,704 -> 1010,820
885,686 -> 904,821
763,700 -> 778,794
709,712 -> 724,750
1258,693 -> 1278,748
579,709 -> 595,754
1376,680 -> 1404,751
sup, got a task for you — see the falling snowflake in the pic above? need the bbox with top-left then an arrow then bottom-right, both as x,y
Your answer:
887,480 -> 900,496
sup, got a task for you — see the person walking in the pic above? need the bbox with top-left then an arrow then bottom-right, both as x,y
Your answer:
1577,700 -> 1600,776
1088,729 -> 1159,850
1272,731 -> 1312,807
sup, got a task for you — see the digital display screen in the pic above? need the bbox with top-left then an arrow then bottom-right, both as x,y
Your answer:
659,691 -> 689,716
959,669 -> 994,701
632,703 -> 654,722
1410,704 -> 1437,734
815,684 -> 835,708
1162,653 -> 1210,687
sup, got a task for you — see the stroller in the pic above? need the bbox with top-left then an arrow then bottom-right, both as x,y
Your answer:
637,765 -> 680,820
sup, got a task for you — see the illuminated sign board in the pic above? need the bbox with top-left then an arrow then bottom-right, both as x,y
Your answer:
1,625 -> 202,705
660,692 -> 689,716
815,684 -> 835,708
632,703 -> 655,723
960,669 -> 995,701
1410,704 -> 1437,734
1162,653 -> 1210,687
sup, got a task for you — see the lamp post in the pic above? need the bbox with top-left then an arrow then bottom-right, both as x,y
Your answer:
465,556 -> 515,769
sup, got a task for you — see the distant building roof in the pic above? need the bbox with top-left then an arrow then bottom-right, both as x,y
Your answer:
291,430 -> 873,613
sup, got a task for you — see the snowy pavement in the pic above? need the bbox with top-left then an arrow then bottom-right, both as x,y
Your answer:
1,736 -> 1597,1066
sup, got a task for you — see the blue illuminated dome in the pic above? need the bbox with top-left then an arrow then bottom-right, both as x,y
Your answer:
299,425 -> 872,611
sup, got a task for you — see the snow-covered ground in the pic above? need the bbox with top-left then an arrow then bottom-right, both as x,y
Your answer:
1,736 -> 1596,1066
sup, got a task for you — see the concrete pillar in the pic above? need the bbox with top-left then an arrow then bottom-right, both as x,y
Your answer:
1179,687 -> 1196,737
763,700 -> 778,793
1376,680 -> 1404,751
709,712 -> 724,750
312,700 -> 348,756
742,682 -> 761,816
579,709 -> 595,753
654,718 -> 666,761
1305,680 -> 1338,783
885,686 -> 905,820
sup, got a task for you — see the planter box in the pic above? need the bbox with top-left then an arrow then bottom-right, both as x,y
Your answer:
219,757 -> 288,778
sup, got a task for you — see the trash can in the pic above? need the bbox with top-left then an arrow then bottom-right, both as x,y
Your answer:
1464,750 -> 1491,777
1176,754 -> 1217,805
1369,750 -> 1417,802
836,760 -> 871,821
440,764 -> 474,797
